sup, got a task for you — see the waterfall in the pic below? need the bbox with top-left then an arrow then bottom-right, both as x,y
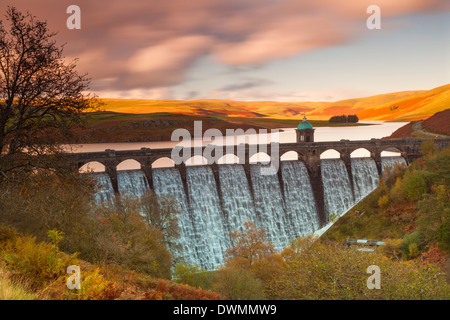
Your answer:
186,166 -> 230,270
281,160 -> 320,236
117,170 -> 150,198
152,167 -> 197,266
351,158 -> 379,202
250,164 -> 290,251
321,159 -> 354,219
218,164 -> 257,240
89,172 -> 115,203
381,156 -> 407,171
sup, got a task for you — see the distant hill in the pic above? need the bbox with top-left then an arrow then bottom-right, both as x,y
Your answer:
384,108 -> 450,139
356,84 -> 450,122
99,84 -> 450,122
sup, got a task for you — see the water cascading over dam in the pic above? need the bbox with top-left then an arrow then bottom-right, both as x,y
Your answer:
89,156 -> 406,270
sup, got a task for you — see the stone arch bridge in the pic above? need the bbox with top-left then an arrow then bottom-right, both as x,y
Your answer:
69,137 -> 448,178
67,137 -> 449,226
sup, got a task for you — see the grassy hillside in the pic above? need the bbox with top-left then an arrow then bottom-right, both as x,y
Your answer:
422,108 -> 450,136
384,108 -> 450,139
356,84 -> 450,122
98,84 -> 449,122
0,227 -> 222,300
100,98 -> 326,119
308,90 -> 424,119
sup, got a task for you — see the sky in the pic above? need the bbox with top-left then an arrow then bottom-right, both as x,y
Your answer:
1,0 -> 449,102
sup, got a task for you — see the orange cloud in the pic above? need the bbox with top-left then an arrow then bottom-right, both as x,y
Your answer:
1,0 -> 447,92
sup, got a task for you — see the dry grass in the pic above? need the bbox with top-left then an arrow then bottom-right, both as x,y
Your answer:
0,268 -> 37,300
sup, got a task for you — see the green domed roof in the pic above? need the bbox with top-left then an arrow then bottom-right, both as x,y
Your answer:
297,116 -> 313,130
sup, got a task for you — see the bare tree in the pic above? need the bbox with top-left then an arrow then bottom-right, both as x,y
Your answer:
139,191 -> 181,248
0,7 -> 101,178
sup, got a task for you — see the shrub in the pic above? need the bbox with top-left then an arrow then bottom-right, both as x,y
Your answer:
416,185 -> 450,253
273,240 -> 449,299
137,279 -> 221,300
169,282 -> 221,300
390,177 -> 406,204
66,267 -> 121,300
212,264 -> 265,300
401,232 -> 423,259
88,198 -> 173,279
403,171 -> 430,202
378,194 -> 390,209
1,234 -> 78,290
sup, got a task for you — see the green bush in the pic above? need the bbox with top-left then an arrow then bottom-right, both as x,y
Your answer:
401,232 -> 423,259
212,264 -> 265,300
377,194 -> 390,209
416,185 -> 450,252
403,171 -> 431,202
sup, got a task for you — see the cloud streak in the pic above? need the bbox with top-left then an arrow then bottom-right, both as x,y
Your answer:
1,0 -> 448,96
220,78 -> 274,91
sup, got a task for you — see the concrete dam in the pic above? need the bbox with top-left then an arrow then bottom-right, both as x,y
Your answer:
68,120 -> 449,269
88,156 -> 404,269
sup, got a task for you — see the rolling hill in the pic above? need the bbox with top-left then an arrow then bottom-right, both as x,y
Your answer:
99,83 -> 450,122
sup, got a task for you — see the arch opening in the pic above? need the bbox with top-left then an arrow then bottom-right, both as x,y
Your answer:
152,157 -> 175,168
350,148 -> 371,158
320,149 -> 341,159
249,152 -> 271,164
117,159 -> 142,171
281,151 -> 299,161
79,161 -> 106,173
185,155 -> 208,166
217,154 -> 240,165
381,147 -> 401,157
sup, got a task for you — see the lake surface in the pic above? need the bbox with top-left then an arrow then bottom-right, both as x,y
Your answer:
70,121 -> 407,171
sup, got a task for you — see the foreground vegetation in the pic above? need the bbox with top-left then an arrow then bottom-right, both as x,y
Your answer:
0,226 -> 221,300
173,222 -> 448,300
1,143 -> 449,300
